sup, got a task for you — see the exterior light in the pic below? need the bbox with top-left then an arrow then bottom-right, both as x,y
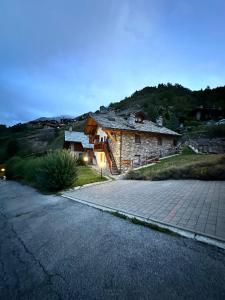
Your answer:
83,156 -> 88,162
1,168 -> 5,172
99,161 -> 105,168
99,161 -> 105,178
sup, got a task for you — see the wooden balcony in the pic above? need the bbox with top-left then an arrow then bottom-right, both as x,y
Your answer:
94,142 -> 105,152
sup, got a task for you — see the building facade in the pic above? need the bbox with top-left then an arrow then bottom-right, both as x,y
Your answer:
64,131 -> 94,163
84,111 -> 180,174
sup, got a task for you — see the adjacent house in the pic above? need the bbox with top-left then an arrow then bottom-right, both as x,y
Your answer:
64,130 -> 94,163
84,111 -> 180,174
189,106 -> 225,121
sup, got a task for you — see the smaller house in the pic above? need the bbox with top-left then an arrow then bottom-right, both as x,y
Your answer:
64,131 -> 94,163
190,106 -> 225,121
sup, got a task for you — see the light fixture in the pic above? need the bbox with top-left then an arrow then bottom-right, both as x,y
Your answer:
99,161 -> 105,178
83,156 -> 88,162
1,168 -> 5,172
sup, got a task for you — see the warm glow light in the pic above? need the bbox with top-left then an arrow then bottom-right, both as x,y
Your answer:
83,156 -> 88,162
1,168 -> 5,172
99,161 -> 105,168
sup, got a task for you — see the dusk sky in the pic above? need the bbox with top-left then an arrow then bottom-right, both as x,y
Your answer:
1,0 -> 225,125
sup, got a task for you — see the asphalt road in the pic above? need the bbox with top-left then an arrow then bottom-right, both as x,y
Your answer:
0,181 -> 225,300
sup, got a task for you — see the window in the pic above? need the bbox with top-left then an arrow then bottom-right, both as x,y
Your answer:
133,155 -> 141,166
135,134 -> 141,144
173,139 -> 177,146
157,137 -> 162,146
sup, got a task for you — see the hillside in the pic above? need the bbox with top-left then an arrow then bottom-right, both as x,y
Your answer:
1,83 -> 225,163
109,84 -> 225,130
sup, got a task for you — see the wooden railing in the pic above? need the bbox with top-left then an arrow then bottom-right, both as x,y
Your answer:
93,141 -> 118,174
94,142 -> 105,151
103,143 -> 113,172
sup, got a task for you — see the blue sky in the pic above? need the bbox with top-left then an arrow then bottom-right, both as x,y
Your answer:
0,0 -> 225,125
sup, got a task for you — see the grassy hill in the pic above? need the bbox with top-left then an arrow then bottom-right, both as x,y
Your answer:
109,84 -> 225,131
1,83 -> 225,163
0,121 -> 85,164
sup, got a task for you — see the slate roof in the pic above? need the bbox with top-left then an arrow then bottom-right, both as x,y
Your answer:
90,113 -> 180,136
64,131 -> 93,148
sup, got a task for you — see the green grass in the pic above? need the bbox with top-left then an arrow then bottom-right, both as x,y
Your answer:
126,147 -> 225,181
137,154 -> 218,177
109,211 -> 179,236
6,153 -> 108,192
75,166 -> 107,187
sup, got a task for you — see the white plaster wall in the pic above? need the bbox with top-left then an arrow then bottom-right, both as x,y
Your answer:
97,127 -> 107,142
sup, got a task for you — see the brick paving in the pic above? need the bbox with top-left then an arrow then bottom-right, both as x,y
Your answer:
64,180 -> 225,241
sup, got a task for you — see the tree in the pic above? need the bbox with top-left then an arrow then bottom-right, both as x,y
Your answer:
6,139 -> 20,158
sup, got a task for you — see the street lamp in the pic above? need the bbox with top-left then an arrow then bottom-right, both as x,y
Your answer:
99,161 -> 104,178
83,155 -> 88,163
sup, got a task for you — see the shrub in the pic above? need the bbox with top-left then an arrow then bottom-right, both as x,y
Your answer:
125,170 -> 145,180
207,125 -> 225,138
151,157 -> 225,181
6,139 -> 20,158
126,155 -> 225,181
6,150 -> 78,192
6,156 -> 24,179
37,150 -> 78,191
181,146 -> 195,155
76,157 -> 86,166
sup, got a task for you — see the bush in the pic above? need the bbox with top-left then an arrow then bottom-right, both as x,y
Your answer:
125,170 -> 145,180
207,125 -> 225,138
37,150 -> 78,191
6,139 -> 20,158
126,155 -> 225,181
151,157 -> 225,181
76,157 -> 86,166
6,156 -> 24,179
6,150 -> 78,192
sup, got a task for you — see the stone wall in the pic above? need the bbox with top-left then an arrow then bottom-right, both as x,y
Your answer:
108,131 -> 177,173
187,138 -> 225,154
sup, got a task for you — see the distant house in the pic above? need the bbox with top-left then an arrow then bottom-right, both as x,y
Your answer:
64,131 -> 94,163
84,111 -> 180,174
190,106 -> 225,121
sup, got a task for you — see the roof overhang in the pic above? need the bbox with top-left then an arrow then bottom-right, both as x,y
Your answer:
84,116 -> 98,135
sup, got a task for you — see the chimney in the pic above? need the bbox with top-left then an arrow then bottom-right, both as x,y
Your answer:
99,106 -> 108,114
128,113 -> 136,125
156,116 -> 163,127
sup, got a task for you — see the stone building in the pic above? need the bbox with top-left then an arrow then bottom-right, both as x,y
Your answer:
64,130 -> 94,163
84,111 -> 180,174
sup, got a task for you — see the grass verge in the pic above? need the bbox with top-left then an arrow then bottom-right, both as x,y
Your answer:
75,166 -> 108,187
126,147 -> 225,181
110,211 -> 180,237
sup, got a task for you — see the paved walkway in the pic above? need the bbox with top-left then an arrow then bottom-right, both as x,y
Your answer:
64,180 -> 225,242
1,181 -> 225,299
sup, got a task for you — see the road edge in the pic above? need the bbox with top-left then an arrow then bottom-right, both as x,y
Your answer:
61,194 -> 225,250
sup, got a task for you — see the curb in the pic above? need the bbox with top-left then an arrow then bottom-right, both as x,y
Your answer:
61,194 -> 225,250
63,177 -> 113,193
